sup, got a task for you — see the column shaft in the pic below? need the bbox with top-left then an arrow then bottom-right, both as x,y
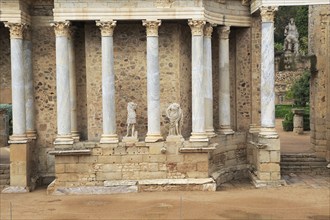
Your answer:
260,7 -> 278,138
5,23 -> 28,143
68,30 -> 79,141
52,22 -> 74,145
96,21 -> 118,144
189,20 -> 208,142
218,26 -> 234,135
204,24 -> 215,137
143,20 -> 163,143
24,30 -> 37,139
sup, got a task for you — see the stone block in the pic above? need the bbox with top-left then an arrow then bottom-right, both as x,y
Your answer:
259,163 -> 280,172
122,155 -> 143,163
98,155 -> 122,164
258,172 -> 271,181
65,164 -> 90,173
225,159 -> 237,167
176,163 -> 196,173
102,147 -> 115,156
143,155 -> 166,163
148,163 -> 159,172
139,171 -> 166,179
55,164 -> 65,173
10,174 -> 27,187
10,144 -> 27,161
10,161 -> 27,175
149,144 -> 163,155
102,164 -> 122,172
197,161 -> 209,172
259,151 -> 270,163
96,172 -> 122,181
166,155 -> 184,163
271,172 -> 280,180
270,151 -> 280,162
186,171 -> 208,178
78,156 -> 98,163
184,154 -> 207,163
92,147 -> 102,156
57,173 -> 79,182
258,138 -> 280,151
56,156 -> 79,164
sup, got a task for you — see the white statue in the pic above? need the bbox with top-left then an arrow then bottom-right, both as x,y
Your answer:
166,103 -> 183,136
126,102 -> 138,137
284,18 -> 299,54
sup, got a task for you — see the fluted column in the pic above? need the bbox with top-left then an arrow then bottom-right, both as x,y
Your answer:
188,20 -> 208,142
5,23 -> 28,143
23,27 -> 37,140
143,20 -> 163,143
259,7 -> 278,138
68,27 -> 79,141
96,21 -> 119,144
51,21 -> 74,145
203,23 -> 216,137
218,26 -> 234,135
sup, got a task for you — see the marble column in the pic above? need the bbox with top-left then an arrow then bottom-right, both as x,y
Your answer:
188,20 -> 208,142
218,26 -> 234,135
96,21 -> 119,144
68,27 -> 79,141
142,20 -> 163,143
5,23 -> 28,143
23,27 -> 37,140
203,23 -> 216,137
259,7 -> 278,138
51,21 -> 74,145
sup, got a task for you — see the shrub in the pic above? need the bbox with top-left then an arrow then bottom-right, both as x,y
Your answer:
282,112 -> 294,131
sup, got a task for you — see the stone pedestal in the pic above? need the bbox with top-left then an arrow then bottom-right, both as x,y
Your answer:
292,109 -> 304,134
188,20 -> 208,142
259,7 -> 278,139
143,20 -> 163,143
96,21 -> 119,144
218,26 -> 234,135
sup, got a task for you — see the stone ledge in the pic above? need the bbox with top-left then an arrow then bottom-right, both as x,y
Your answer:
179,147 -> 216,153
138,178 -> 215,185
53,185 -> 138,195
2,186 -> 30,193
48,149 -> 92,156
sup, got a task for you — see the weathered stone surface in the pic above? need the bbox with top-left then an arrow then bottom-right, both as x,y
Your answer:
53,185 -> 138,195
2,186 -> 29,193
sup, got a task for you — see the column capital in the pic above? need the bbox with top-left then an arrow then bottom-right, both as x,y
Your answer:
218,26 -> 230,39
188,19 -> 206,36
51,21 -> 71,37
4,22 -> 27,39
142,20 -> 161,37
204,23 -> 214,38
260,6 -> 278,23
96,21 -> 117,37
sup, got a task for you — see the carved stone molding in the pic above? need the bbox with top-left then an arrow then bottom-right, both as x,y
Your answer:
51,21 -> 71,37
4,23 -> 27,39
260,6 -> 278,23
188,20 -> 206,36
218,26 -> 230,39
96,21 -> 117,37
142,20 -> 161,37
204,23 -> 214,38
155,0 -> 174,8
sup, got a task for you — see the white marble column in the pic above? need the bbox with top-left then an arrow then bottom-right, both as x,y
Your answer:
188,20 -> 208,142
23,27 -> 37,140
5,23 -> 28,143
203,23 -> 216,137
143,20 -> 163,143
218,26 -> 234,135
51,21 -> 74,145
259,7 -> 278,138
68,27 -> 79,141
96,21 -> 119,144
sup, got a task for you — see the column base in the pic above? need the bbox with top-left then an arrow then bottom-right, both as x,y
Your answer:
219,126 -> 235,135
145,134 -> 163,143
249,124 -> 260,133
71,131 -> 80,142
100,134 -> 119,144
189,133 -> 209,142
8,134 -> 28,144
54,134 -> 74,145
259,127 -> 279,139
205,128 -> 217,138
26,130 -> 37,140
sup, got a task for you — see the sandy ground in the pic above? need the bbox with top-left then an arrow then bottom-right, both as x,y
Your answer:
0,183 -> 329,220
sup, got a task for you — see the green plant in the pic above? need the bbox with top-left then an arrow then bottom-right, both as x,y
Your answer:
282,112 -> 294,131
289,71 -> 310,107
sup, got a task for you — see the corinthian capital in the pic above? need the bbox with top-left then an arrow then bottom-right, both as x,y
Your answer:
142,20 -> 161,37
260,6 -> 278,23
51,21 -> 71,37
218,26 -> 230,39
188,20 -> 206,36
204,23 -> 215,38
96,21 -> 117,37
4,23 -> 27,39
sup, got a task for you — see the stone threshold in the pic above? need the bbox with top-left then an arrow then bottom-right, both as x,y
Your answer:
248,171 -> 287,188
48,149 -> 92,156
48,178 -> 216,195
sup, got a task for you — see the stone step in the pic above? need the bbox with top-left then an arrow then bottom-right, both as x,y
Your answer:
281,153 -> 321,158
0,173 -> 10,179
281,157 -> 326,162
280,161 -> 328,167
0,178 -> 10,185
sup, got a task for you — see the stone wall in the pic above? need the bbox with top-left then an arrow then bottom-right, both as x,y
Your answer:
0,24 -> 11,104
309,5 -> 330,160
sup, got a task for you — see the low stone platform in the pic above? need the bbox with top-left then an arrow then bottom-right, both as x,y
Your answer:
47,178 -> 216,195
